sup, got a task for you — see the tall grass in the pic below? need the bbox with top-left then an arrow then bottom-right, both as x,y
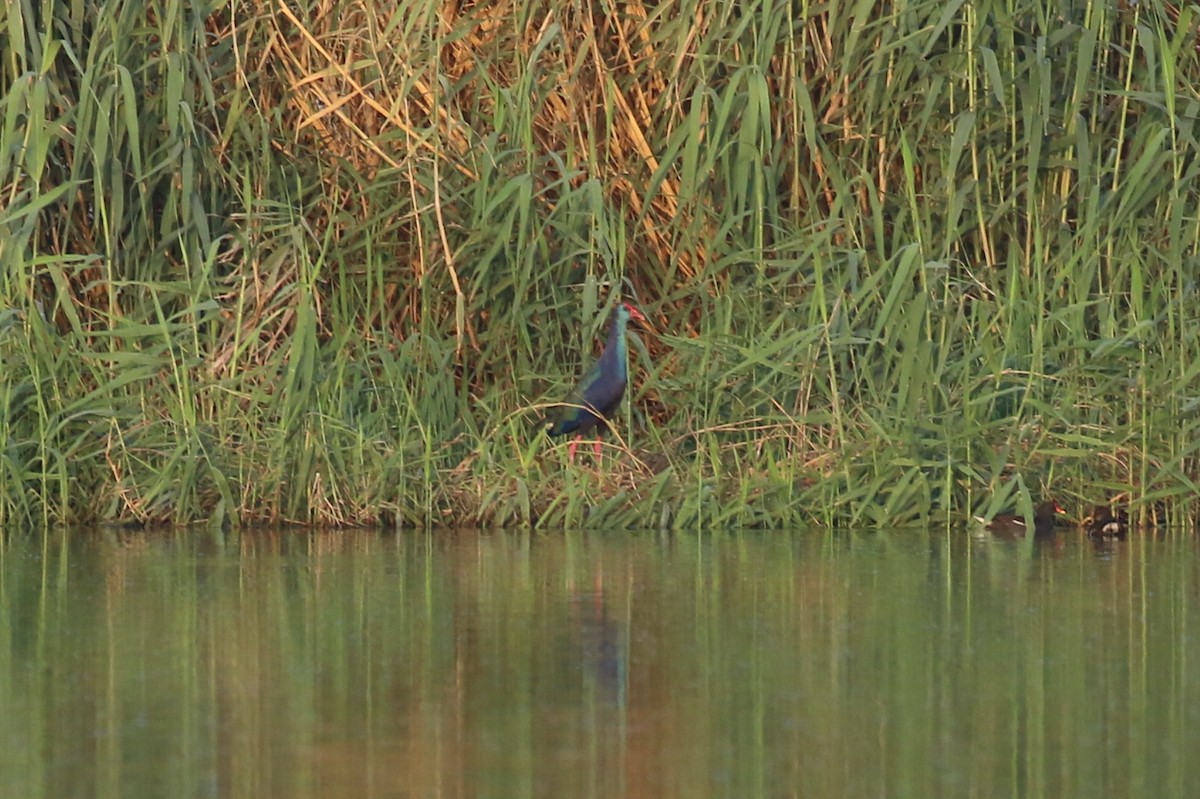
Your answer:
2,0 -> 1199,528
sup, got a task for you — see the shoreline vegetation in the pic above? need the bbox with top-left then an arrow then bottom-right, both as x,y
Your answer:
3,1 -> 1200,529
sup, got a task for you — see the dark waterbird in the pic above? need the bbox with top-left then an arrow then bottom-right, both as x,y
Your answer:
546,301 -> 647,462
973,499 -> 1064,539
1083,504 -> 1128,540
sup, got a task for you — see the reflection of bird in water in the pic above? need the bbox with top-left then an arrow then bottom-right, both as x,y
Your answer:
570,568 -> 627,710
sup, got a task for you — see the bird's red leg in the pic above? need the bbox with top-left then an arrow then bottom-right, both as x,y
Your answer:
568,437 -> 580,463
593,439 -> 603,460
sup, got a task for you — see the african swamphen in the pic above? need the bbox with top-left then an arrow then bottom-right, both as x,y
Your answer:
546,301 -> 647,461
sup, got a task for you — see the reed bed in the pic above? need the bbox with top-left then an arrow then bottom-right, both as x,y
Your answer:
2,0 -> 1200,528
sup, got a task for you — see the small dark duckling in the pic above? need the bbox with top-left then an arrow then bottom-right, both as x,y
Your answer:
1083,505 -> 1128,540
974,500 -> 1065,539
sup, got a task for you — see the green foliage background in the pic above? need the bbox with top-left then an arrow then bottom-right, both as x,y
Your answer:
2,0 -> 1200,527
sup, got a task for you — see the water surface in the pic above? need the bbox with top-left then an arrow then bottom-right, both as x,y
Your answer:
0,529 -> 1196,797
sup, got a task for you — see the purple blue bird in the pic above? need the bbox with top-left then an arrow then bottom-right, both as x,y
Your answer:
546,301 -> 647,462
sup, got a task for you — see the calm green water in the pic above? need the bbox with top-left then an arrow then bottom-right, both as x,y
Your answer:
0,529 -> 1196,798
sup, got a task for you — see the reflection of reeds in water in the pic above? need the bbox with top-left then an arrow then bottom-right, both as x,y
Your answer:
5,529 -> 1200,797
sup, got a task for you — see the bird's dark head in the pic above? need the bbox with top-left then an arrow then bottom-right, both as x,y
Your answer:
1037,499 -> 1066,517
